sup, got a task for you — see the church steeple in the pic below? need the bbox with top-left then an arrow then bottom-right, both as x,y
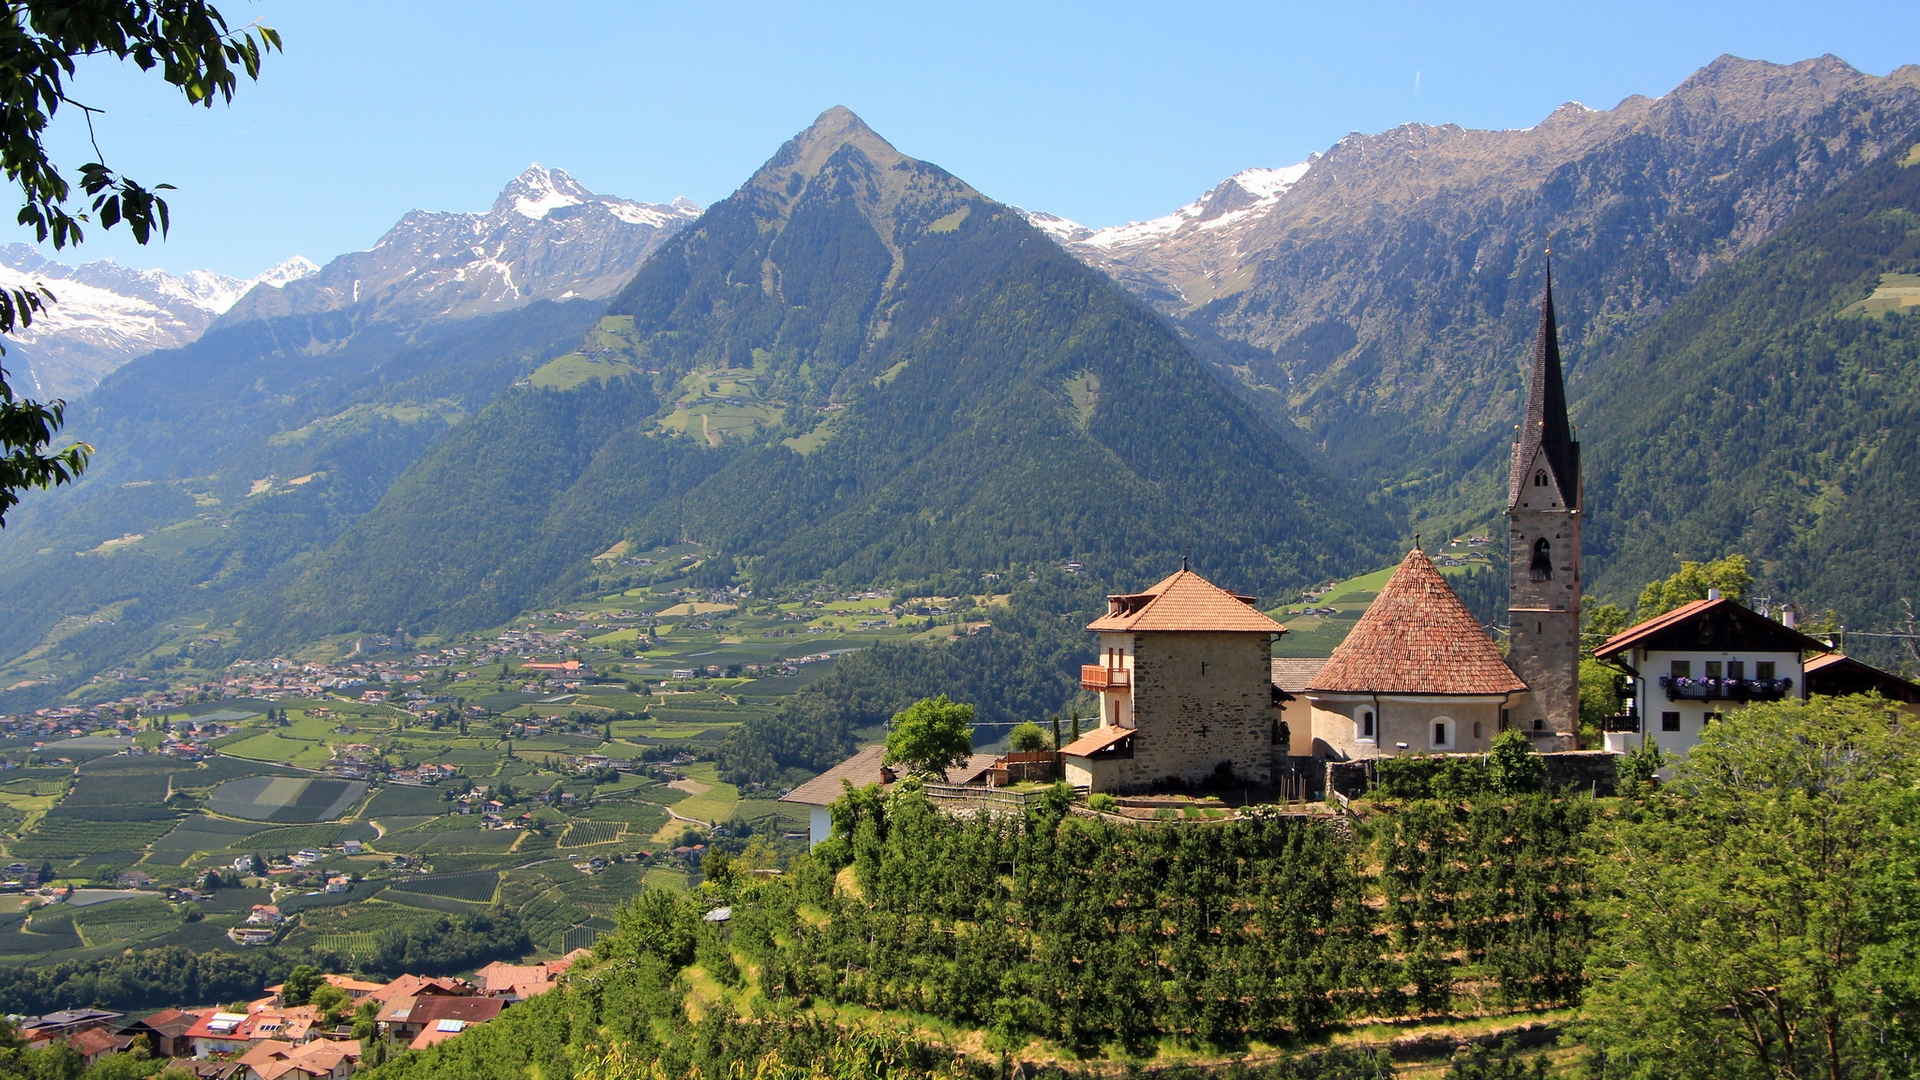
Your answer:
1503,259 -> 1583,744
1508,263 -> 1580,510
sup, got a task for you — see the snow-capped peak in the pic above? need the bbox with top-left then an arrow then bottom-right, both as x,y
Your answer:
1048,158 -> 1315,255
1228,162 -> 1312,200
0,246 -> 319,398
250,255 -> 321,292
499,163 -> 594,220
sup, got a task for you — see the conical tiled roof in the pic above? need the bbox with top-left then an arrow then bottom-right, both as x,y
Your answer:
1087,568 -> 1287,634
1307,549 -> 1527,695
1508,264 -> 1580,509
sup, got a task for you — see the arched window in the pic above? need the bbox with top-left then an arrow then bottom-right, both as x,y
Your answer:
1431,717 -> 1454,750
1359,710 -> 1375,739
1534,470 -> 1548,487
1530,537 -> 1552,582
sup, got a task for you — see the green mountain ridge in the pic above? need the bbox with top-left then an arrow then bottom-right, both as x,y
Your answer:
268,108 -> 1394,642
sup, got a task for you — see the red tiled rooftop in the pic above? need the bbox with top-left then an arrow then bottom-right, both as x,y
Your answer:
1307,549 -> 1526,696
1087,569 -> 1286,634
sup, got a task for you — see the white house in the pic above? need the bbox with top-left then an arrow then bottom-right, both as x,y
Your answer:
1593,594 -> 1829,757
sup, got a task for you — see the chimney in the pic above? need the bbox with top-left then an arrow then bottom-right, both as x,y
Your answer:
1781,605 -> 1798,629
1707,588 -> 1722,601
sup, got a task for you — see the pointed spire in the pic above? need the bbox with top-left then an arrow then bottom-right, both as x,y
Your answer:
1509,258 -> 1580,508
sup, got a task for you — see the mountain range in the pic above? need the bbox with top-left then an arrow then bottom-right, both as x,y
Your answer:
268,107 -> 1385,641
1032,55 -> 1920,523
3,53 -> 1920,708
0,247 -> 316,400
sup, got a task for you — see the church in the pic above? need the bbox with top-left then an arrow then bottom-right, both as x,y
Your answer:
1063,273 -> 1586,790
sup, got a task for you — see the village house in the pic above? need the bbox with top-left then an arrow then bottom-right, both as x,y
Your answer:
122,1008 -> 203,1058
234,1038 -> 360,1080
18,1009 -> 122,1048
1594,596 -> 1834,757
1061,565 -> 1286,793
402,997 -> 504,1050
779,746 -> 1000,844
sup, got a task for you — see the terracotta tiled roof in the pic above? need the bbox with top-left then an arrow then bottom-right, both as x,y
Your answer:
1059,725 -> 1133,757
1087,569 -> 1286,634
1270,658 -> 1330,694
778,745 -> 894,806
1307,549 -> 1527,696
1592,597 -> 1830,660
408,995 -> 502,1028
474,961 -> 550,995
68,1028 -> 128,1058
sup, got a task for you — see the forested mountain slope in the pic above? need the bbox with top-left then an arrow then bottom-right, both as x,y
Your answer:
1042,56 -> 1920,532
273,108 -> 1394,641
1576,132 -> 1920,657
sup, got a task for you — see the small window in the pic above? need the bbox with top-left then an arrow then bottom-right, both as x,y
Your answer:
1532,718 -> 1544,731
1530,538 -> 1552,582
1705,711 -> 1724,725
1472,720 -> 1482,740
1499,709 -> 1511,730
1534,470 -> 1548,487
1661,711 -> 1681,732
1359,710 -> 1375,739
1704,661 -> 1723,680
1431,718 -> 1454,750
1728,660 -> 1745,680
1756,661 -> 1776,680
1670,660 -> 1691,680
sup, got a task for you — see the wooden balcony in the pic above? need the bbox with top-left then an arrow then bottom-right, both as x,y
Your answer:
1080,665 -> 1130,691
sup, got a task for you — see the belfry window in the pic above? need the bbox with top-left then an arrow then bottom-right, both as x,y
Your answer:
1534,470 -> 1548,487
1530,538 -> 1552,582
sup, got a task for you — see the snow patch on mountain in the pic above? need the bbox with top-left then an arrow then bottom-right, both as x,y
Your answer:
0,249 -> 317,398
1075,161 -> 1313,253
221,165 -> 701,329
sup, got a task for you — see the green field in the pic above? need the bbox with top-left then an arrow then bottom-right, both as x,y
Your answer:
205,776 -> 367,822
385,871 -> 499,904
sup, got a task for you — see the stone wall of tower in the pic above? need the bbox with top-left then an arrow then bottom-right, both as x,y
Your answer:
1116,632 -> 1273,791
1507,448 -> 1581,738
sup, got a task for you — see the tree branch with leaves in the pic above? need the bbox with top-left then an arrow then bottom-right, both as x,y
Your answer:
0,0 -> 280,524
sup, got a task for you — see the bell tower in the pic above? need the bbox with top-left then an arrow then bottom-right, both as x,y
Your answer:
1505,264 -> 1581,740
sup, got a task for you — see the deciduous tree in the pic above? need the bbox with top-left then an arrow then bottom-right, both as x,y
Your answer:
1580,694 -> 1920,1078
882,694 -> 974,777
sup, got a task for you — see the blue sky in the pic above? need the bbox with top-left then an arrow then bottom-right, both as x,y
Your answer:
18,0 -> 1920,278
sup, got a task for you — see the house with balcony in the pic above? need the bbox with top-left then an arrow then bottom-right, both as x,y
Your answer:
1061,566 -> 1286,793
1592,594 -> 1831,757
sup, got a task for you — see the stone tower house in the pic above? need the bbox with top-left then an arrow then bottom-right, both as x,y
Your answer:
1063,568 -> 1286,793
1504,268 -> 1581,741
